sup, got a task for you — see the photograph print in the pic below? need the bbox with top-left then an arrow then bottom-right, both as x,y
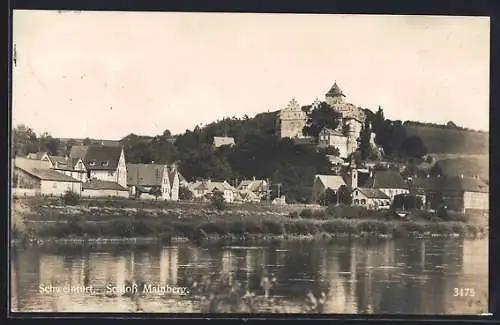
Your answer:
10,11 -> 490,315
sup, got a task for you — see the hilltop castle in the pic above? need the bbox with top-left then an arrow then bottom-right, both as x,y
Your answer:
277,82 -> 368,158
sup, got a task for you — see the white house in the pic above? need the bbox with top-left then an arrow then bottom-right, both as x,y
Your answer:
14,157 -> 82,196
189,180 -> 238,203
351,187 -> 391,210
213,136 -> 235,148
69,145 -> 127,189
236,178 -> 268,200
317,128 -> 349,158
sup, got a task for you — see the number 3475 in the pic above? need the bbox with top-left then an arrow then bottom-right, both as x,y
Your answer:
453,288 -> 476,297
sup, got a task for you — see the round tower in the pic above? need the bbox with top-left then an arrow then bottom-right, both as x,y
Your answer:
345,120 -> 357,155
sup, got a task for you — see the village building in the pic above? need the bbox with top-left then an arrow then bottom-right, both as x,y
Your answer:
351,187 -> 391,210
126,163 -> 172,200
366,170 -> 409,200
13,157 -> 82,196
236,178 -> 268,200
26,151 -> 88,182
81,179 -> 129,198
213,136 -> 236,148
189,180 -> 238,203
69,145 -> 127,189
312,174 -> 347,201
413,175 -> 489,214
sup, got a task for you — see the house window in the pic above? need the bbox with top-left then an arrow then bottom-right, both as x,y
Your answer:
355,190 -> 359,196
53,183 -> 57,189
101,161 -> 109,167
361,199 -> 366,205
354,199 -> 359,204
108,171 -> 114,176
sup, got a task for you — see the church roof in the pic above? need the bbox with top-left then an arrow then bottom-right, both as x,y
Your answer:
326,82 -> 345,97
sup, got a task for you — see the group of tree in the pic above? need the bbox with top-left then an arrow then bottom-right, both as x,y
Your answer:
369,107 -> 428,160
404,120 -> 485,133
12,125 -> 61,156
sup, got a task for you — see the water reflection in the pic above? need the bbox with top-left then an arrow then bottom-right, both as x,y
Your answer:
11,238 -> 488,314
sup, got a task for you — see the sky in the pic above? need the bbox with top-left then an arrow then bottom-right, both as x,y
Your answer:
12,11 -> 490,140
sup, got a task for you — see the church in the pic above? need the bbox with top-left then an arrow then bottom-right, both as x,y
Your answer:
277,82 -> 368,158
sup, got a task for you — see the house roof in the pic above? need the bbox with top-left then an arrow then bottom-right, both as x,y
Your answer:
69,145 -> 123,170
315,174 -> 346,191
320,128 -> 344,137
326,82 -> 345,97
126,163 -> 167,186
14,157 -> 49,170
208,181 -> 237,192
82,179 -> 128,191
354,187 -> 390,199
49,156 -> 82,171
238,189 -> 260,201
237,179 -> 267,192
213,136 -> 235,148
15,165 -> 82,183
26,152 -> 48,160
369,170 -> 407,189
413,176 -> 488,193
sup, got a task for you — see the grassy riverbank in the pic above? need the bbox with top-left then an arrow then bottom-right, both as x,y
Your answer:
12,196 -> 487,246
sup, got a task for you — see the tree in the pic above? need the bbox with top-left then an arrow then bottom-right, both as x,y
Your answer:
358,119 -> 373,161
211,190 -> 226,210
12,124 -> 38,156
391,194 -> 406,210
149,187 -> 162,199
302,102 -> 342,138
321,146 -> 340,157
65,139 -> 76,156
179,186 -> 194,201
430,162 -> 443,178
430,192 -> 444,210
318,188 -> 338,206
402,135 -> 427,158
38,132 -> 60,155
446,121 -> 457,128
337,185 -> 352,205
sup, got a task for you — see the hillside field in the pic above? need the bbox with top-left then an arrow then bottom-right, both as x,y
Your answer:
404,125 -> 489,155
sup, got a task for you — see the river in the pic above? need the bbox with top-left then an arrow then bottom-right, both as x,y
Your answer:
11,237 -> 488,314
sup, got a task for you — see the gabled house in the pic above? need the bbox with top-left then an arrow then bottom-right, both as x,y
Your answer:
69,145 -> 127,188
351,187 -> 391,210
413,175 -> 489,213
81,179 -> 129,198
317,128 -> 349,158
13,157 -> 82,196
126,163 -> 171,200
190,180 -> 238,203
168,166 -> 181,201
312,174 -> 347,201
366,170 -> 409,200
237,178 -> 268,200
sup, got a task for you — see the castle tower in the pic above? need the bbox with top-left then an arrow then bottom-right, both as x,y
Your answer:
325,81 -> 346,107
345,120 -> 358,155
278,98 -> 307,139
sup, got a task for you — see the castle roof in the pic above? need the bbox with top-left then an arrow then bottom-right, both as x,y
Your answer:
326,82 -> 345,97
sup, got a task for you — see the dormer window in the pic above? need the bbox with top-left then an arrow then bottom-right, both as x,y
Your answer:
101,161 -> 109,167
89,160 -> 96,166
